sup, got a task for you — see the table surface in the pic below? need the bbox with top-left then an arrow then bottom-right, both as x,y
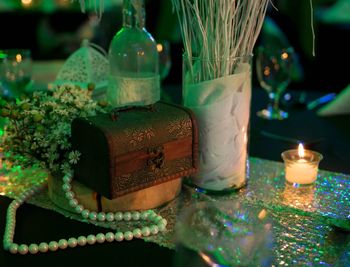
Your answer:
1,85 -> 349,266
250,88 -> 350,175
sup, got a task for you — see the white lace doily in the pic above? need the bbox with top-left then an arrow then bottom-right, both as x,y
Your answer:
54,39 -> 109,99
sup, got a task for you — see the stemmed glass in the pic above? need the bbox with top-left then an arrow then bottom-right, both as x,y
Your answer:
0,49 -> 33,100
256,46 -> 295,120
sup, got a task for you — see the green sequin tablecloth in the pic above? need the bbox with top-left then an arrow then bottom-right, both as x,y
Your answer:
1,157 -> 349,266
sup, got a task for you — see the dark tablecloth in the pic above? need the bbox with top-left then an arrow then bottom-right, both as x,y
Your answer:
249,88 -> 350,175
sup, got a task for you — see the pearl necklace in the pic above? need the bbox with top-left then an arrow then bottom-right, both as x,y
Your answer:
3,171 -> 167,255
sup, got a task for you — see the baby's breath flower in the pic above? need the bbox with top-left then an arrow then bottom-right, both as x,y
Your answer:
60,94 -> 74,104
34,132 -> 44,141
1,82 -> 106,173
61,162 -> 72,174
68,151 -> 81,165
31,143 -> 38,150
60,141 -> 71,150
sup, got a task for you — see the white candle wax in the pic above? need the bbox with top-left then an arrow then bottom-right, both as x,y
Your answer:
285,158 -> 318,184
282,144 -> 322,185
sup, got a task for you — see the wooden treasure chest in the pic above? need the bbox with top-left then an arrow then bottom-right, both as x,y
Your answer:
50,102 -> 198,212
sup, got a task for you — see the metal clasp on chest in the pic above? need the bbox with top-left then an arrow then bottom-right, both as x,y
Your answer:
147,146 -> 165,172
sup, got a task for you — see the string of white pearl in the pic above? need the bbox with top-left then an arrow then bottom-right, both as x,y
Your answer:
62,171 -> 167,227
3,171 -> 167,255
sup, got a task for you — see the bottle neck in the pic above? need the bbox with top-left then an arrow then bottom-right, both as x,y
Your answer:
123,0 -> 145,29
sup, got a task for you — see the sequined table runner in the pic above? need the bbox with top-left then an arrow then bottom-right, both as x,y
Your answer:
1,157 -> 349,266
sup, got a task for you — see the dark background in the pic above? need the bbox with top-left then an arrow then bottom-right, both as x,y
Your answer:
0,0 -> 349,93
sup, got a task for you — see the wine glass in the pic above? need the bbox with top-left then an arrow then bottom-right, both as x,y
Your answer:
174,200 -> 273,267
256,46 -> 295,120
0,49 -> 33,100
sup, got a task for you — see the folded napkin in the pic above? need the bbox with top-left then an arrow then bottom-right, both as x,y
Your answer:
318,84 -> 350,116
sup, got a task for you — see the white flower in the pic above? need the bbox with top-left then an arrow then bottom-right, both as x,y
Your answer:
31,143 -> 38,150
54,109 -> 69,116
2,82 -> 105,174
68,151 -> 81,164
60,162 -> 72,174
60,141 -> 71,150
60,93 -> 74,104
34,132 -> 44,141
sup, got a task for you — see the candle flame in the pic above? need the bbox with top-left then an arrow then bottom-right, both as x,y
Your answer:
15,54 -> 22,63
21,0 -> 32,6
258,209 -> 267,220
281,52 -> 289,60
298,143 -> 305,158
156,43 -> 163,52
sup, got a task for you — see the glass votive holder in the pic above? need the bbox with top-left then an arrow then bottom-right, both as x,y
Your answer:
0,49 -> 32,99
174,200 -> 273,267
281,148 -> 323,186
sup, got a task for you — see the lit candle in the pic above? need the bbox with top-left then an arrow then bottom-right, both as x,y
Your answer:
281,144 -> 323,185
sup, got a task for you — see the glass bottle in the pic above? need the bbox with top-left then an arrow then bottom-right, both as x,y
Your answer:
107,0 -> 160,107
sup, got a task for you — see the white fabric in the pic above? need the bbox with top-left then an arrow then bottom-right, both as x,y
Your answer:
107,74 -> 160,107
184,63 -> 251,191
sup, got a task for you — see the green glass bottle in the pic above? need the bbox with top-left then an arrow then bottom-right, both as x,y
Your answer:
107,0 -> 160,107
